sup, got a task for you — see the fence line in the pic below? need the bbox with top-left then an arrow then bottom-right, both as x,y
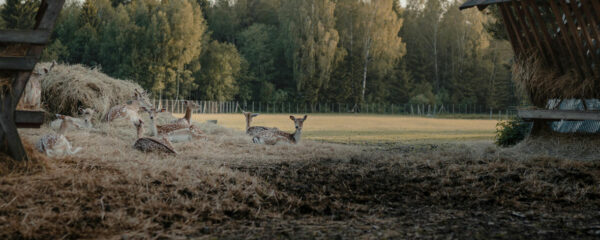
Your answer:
153,99 -> 518,120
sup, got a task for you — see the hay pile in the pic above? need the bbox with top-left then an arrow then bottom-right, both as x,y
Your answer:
513,56 -> 594,107
38,62 -> 148,119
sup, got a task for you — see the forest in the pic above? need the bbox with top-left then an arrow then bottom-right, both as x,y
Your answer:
0,0 -> 519,109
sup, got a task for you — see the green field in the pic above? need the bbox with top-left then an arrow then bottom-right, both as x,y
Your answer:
179,113 -> 500,143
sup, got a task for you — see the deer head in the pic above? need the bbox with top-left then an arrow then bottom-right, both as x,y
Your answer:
289,115 -> 307,131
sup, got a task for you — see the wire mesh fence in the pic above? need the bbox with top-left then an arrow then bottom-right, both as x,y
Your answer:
154,99 -> 518,120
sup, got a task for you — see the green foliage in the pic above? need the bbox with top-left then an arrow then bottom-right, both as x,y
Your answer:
1,0 -> 39,29
195,40 -> 242,101
40,0 -> 516,107
495,118 -> 531,147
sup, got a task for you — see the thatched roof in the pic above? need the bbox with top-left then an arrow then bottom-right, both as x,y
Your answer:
459,0 -> 512,10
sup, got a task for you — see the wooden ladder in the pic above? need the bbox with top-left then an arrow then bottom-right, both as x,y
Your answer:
0,0 -> 65,161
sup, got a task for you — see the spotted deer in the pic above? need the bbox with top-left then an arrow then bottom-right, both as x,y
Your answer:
50,107 -> 96,130
37,114 -> 83,156
104,89 -> 153,123
17,61 -> 55,110
172,100 -> 201,126
133,119 -> 177,154
243,111 -> 277,136
143,107 -> 204,142
252,115 -> 307,145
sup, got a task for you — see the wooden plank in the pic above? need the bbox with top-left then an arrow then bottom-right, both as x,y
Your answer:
0,29 -> 50,44
557,0 -> 596,79
527,0 -> 565,73
14,110 -> 44,128
521,0 -> 559,70
518,109 -> 600,121
0,57 -> 37,71
548,0 -> 586,79
580,1 -> 600,61
499,3 -> 525,55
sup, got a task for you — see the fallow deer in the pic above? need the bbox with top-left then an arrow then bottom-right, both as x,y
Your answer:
243,111 -> 277,136
50,107 -> 96,130
252,115 -> 307,145
104,89 -> 153,123
37,114 -> 83,157
17,61 -> 55,110
133,119 -> 177,154
143,107 -> 204,143
172,100 -> 201,126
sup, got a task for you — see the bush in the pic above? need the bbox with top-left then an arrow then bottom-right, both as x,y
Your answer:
495,118 -> 531,147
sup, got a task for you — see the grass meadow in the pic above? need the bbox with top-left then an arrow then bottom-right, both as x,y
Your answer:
179,113 -> 500,144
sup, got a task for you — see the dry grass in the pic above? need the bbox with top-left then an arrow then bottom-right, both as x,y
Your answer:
1,112 -> 599,239
182,113 -> 499,143
39,62 -> 146,118
513,56 -> 593,107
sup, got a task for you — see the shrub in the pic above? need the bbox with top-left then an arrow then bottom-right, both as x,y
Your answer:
495,118 -> 531,147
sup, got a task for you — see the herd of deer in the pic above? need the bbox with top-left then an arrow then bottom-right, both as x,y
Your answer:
35,89 -> 308,157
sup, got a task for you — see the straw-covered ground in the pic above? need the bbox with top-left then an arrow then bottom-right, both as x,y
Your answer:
1,111 -> 599,239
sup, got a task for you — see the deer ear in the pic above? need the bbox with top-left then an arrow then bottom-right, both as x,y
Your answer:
56,114 -> 65,119
43,68 -> 49,74
303,115 -> 307,120
289,116 -> 295,120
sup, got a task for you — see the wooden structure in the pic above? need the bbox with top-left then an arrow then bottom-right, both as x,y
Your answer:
460,0 -> 600,133
0,0 -> 65,161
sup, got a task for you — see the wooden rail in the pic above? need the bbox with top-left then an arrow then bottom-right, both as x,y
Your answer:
518,109 -> 600,121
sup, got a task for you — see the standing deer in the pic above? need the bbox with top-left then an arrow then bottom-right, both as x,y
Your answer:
133,119 -> 177,154
172,100 -> 201,126
37,114 -> 82,156
104,89 -> 153,123
50,107 -> 96,130
243,111 -> 277,136
252,115 -> 307,145
17,61 -> 55,110
143,107 -> 204,142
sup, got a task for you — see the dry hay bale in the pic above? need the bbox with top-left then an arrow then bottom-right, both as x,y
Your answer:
0,138 -> 48,176
38,62 -> 149,119
513,56 -> 593,107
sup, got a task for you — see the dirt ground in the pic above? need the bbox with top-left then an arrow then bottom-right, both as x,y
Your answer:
1,114 -> 600,239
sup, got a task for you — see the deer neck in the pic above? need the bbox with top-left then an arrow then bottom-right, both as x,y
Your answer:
137,123 -> 144,139
245,117 -> 251,131
184,106 -> 192,123
292,128 -> 302,143
149,118 -> 158,137
58,120 -> 69,135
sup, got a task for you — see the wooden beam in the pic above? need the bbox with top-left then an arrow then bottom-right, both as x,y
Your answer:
0,111 -> 28,161
14,110 -> 44,128
0,57 -> 37,71
0,30 -> 50,44
548,0 -> 586,79
557,0 -> 596,79
569,0 -> 599,77
511,0 -> 535,52
499,3 -> 525,56
520,0 -> 559,70
527,0 -> 565,73
518,109 -> 600,121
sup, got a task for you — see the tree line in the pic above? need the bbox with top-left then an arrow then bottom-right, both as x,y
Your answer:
0,0 -> 518,109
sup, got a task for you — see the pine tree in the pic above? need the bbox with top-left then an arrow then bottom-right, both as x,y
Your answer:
1,0 -> 40,29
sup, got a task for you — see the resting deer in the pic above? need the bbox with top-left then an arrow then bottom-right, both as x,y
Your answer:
37,114 -> 82,156
243,111 -> 277,136
252,115 -> 307,145
143,107 -> 205,142
172,100 -> 201,126
17,61 -> 55,110
50,107 -> 96,130
133,119 -> 177,154
104,89 -> 153,123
